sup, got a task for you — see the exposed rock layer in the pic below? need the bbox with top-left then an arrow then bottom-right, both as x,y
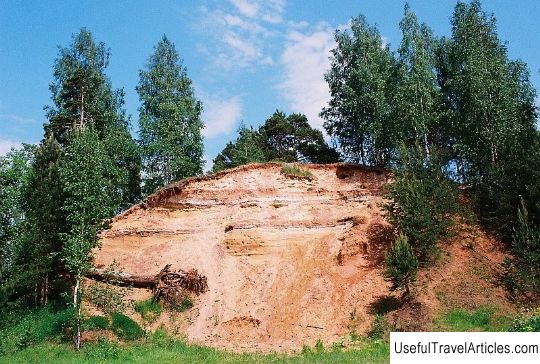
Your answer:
95,163 -> 513,352
95,163 -> 393,351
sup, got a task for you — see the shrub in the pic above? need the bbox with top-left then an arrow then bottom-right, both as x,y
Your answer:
110,313 -> 144,341
0,307 -> 74,355
280,164 -> 313,180
134,299 -> 162,322
511,309 -> 540,332
84,337 -> 121,360
385,146 -> 458,261
314,339 -> 324,353
509,200 -> 540,294
384,234 -> 418,298
85,315 -> 109,330
170,297 -> 193,312
86,282 -> 128,314
369,314 -> 390,340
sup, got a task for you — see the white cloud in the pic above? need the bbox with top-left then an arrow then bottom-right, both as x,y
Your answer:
229,0 -> 259,18
0,113 -> 38,124
197,0 -> 286,71
202,96 -> 243,138
222,31 -> 261,60
229,0 -> 284,22
203,154 -> 213,173
0,139 -> 22,156
277,23 -> 336,130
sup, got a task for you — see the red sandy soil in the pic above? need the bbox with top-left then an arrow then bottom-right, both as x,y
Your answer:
91,163 -> 514,352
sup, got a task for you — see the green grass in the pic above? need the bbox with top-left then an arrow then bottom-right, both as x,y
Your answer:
169,296 -> 194,312
280,164 -> 313,180
0,307 -> 389,363
110,313 -> 144,341
134,299 -> 162,322
510,308 -> 540,332
0,307 -> 74,355
5,305 -> 529,363
85,315 -> 109,330
1,331 -> 390,364
434,306 -> 512,331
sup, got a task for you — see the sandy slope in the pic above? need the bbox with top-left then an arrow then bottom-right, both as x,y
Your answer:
92,163 -> 512,352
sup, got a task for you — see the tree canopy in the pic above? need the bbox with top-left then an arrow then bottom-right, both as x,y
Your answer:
213,111 -> 339,172
137,35 -> 204,195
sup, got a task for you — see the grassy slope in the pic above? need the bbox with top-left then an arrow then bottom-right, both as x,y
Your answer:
1,305 -> 520,364
1,339 -> 390,364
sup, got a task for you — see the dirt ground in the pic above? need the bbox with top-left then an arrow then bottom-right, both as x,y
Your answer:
92,163 -> 514,352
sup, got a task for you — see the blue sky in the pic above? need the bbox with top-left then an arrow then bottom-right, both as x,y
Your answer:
1,0 -> 539,169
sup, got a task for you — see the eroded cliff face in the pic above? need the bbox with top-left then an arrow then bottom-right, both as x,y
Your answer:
92,162 -> 514,352
94,163 -> 394,351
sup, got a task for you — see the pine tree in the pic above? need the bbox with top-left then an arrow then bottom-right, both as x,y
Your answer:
509,199 -> 540,293
45,28 -> 140,209
321,15 -> 396,166
23,28 -> 140,310
384,234 -> 419,298
385,145 -> 458,261
212,124 -> 267,173
25,137 -> 67,305
137,35 -> 204,195
260,111 -> 340,164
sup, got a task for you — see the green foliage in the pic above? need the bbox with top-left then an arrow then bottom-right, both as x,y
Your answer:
24,136 -> 67,301
511,309 -> 540,332
385,146 -> 458,261
0,307 -> 74,356
212,111 -> 339,173
60,127 -> 113,278
44,28 -> 140,208
314,339 -> 324,353
259,111 -> 339,164
383,234 -> 418,297
110,313 -> 144,341
212,125 -> 267,173
84,337 -> 121,360
507,200 -> 540,294
393,4 -> 442,154
170,297 -> 194,312
137,35 -> 204,196
84,316 -> 109,331
86,283 -> 128,315
322,15 -> 396,166
134,299 -> 162,322
280,164 -> 313,180
435,306 -> 511,332
323,1 -> 539,243
368,315 -> 390,341
0,146 -> 35,308
440,1 -> 538,235
2,333 -> 390,363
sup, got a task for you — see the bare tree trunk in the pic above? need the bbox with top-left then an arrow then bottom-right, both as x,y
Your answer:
79,86 -> 85,130
40,279 -> 45,305
73,277 -> 81,350
44,274 -> 48,305
34,282 -> 38,307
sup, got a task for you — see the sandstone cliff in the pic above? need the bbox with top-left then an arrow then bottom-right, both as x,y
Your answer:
92,163 -> 511,352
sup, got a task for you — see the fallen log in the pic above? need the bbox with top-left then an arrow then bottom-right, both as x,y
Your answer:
86,268 -> 156,288
86,264 -> 208,303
